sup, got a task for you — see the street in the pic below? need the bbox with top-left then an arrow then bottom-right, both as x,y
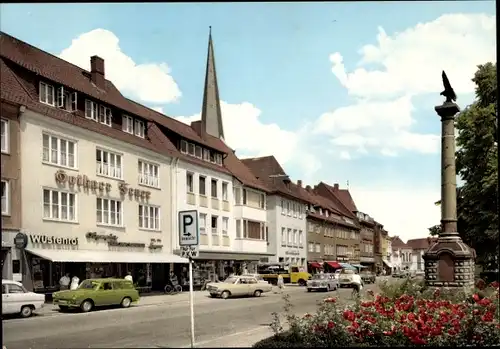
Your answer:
2,284 -> 379,348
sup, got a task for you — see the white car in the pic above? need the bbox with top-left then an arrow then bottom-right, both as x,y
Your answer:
241,274 -> 269,284
2,279 -> 45,318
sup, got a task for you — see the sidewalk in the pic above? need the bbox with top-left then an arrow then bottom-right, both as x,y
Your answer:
187,326 -> 277,348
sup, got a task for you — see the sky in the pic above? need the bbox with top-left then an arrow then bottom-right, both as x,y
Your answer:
0,2 -> 496,242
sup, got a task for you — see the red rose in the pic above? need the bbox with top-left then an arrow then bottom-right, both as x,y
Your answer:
411,336 -> 427,345
490,281 -> 499,289
408,313 -> 416,322
327,321 -> 335,329
343,310 -> 356,322
478,298 -> 491,306
472,293 -> 481,302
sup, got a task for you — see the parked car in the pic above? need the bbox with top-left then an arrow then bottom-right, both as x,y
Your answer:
360,270 -> 376,284
2,279 -> 46,318
306,273 -> 338,292
206,275 -> 272,299
52,278 -> 139,312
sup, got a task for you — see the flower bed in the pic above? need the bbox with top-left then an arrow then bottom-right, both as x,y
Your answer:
254,280 -> 500,347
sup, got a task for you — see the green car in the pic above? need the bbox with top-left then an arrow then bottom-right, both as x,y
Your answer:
53,278 -> 140,312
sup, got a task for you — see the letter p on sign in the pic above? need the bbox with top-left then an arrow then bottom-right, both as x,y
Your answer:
178,210 -> 199,247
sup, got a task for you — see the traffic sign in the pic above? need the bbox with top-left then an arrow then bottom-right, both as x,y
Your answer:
180,245 -> 199,258
178,210 -> 199,246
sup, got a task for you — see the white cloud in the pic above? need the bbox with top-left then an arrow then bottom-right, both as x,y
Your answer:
317,13 -> 495,157
59,29 -> 181,104
340,151 -> 351,160
151,106 -> 164,113
349,186 -> 440,241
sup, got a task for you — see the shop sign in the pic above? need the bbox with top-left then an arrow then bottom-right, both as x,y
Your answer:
14,232 -> 28,249
55,170 -> 151,200
30,234 -> 79,246
285,250 -> 300,256
55,170 -> 111,193
86,232 -> 145,248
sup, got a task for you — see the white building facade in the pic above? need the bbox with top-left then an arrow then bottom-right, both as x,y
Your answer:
266,195 -> 307,266
18,109 -> 184,291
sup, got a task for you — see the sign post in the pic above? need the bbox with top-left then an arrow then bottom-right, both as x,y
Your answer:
178,210 -> 200,348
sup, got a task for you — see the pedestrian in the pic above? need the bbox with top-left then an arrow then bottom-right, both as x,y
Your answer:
124,271 -> 133,283
277,274 -> 284,291
70,275 -> 80,290
351,271 -> 363,298
59,273 -> 70,290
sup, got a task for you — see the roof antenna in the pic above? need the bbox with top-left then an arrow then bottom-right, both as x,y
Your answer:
346,180 -> 350,190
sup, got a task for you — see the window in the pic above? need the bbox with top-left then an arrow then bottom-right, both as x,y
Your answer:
281,228 -> 286,245
188,143 -> 195,156
293,230 -> 297,246
222,182 -> 228,201
211,179 -> 218,198
298,205 -> 303,219
199,176 -> 206,196
8,284 -> 25,294
203,149 -> 210,161
39,82 -> 55,106
308,243 -> 314,252
211,215 -> 218,235
1,119 -> 9,153
138,204 -> 160,230
99,105 -> 112,126
281,199 -> 285,214
287,201 -> 291,215
259,194 -> 265,209
209,150 -> 216,163
293,203 -> 297,217
43,134 -> 76,168
199,213 -> 207,234
195,146 -> 202,158
57,87 -> 77,111
242,189 -> 247,205
180,140 -> 188,154
215,153 -> 223,165
43,189 -> 76,221
186,172 -> 194,193
222,217 -> 229,235
315,243 -> 321,253
135,119 -> 145,138
236,219 -> 241,238
96,149 -> 122,179
287,228 -> 292,244
138,160 -> 159,188
298,230 -> 303,246
234,188 -> 241,204
85,100 -> 98,121
97,198 -> 122,226
1,180 -> 9,215
244,220 -> 263,240
122,115 -> 134,134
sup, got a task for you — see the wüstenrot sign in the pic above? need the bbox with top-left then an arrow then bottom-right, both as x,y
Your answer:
30,234 -> 79,246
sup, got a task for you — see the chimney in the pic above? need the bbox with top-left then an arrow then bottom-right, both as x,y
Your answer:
191,120 -> 202,135
297,180 -> 302,187
90,55 -> 105,88
333,183 -> 339,191
305,185 -> 312,192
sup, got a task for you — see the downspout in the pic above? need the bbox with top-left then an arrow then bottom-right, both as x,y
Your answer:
170,157 -> 180,255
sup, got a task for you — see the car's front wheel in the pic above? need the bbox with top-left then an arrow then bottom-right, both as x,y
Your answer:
80,299 -> 94,313
220,291 -> 230,299
20,305 -> 33,318
253,290 -> 262,297
121,297 -> 132,308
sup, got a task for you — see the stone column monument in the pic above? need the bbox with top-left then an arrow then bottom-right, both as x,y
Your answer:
423,71 -> 475,288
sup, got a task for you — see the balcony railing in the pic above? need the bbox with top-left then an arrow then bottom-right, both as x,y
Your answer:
138,174 -> 159,187
97,163 -> 122,178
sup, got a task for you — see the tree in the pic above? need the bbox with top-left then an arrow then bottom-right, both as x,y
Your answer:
429,63 -> 498,267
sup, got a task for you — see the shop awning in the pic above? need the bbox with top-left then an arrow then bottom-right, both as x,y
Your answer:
325,261 -> 341,269
352,264 -> 368,269
339,262 -> 356,270
308,262 -> 322,269
26,248 -> 189,263
382,259 -> 393,268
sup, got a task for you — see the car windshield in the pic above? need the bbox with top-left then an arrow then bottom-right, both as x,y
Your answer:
223,277 -> 238,284
78,280 -> 99,289
312,274 -> 327,280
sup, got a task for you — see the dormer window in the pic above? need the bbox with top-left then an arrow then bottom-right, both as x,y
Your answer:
99,106 -> 112,126
122,115 -> 145,138
319,208 -> 323,215
39,81 -> 55,106
85,100 -> 111,127
85,100 -> 98,121
179,139 -> 223,166
325,210 -> 329,217
56,86 -> 77,111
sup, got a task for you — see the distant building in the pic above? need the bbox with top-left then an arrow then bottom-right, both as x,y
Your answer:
406,237 -> 437,272
390,236 -> 412,272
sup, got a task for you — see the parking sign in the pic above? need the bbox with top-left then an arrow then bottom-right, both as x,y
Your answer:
178,210 -> 199,246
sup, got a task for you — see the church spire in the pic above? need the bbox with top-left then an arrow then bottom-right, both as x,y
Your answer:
200,26 -> 225,140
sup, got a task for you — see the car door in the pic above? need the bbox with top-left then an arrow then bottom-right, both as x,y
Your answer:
111,282 -> 126,303
95,282 -> 115,306
2,284 -> 14,315
233,278 -> 248,296
6,283 -> 28,313
247,278 -> 259,295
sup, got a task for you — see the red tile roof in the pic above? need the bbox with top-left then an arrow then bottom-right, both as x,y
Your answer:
315,182 -> 357,219
391,236 -> 409,249
337,189 -> 358,212
407,237 -> 438,250
0,31 -> 266,191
